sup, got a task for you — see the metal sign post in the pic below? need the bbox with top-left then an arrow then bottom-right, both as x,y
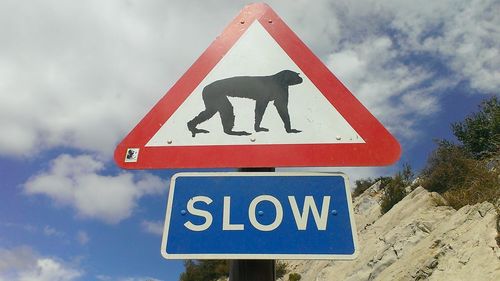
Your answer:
230,260 -> 275,281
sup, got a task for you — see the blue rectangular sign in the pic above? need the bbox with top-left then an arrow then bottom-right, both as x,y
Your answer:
161,172 -> 358,260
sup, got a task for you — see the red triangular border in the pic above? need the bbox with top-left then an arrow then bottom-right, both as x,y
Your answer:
114,3 -> 401,169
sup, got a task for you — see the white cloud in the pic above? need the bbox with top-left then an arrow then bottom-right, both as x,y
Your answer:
268,0 -> 342,56
141,220 -> 164,236
0,0 -> 243,158
23,154 -> 165,224
0,222 -> 37,233
0,246 -> 37,274
341,0 -> 499,93
76,231 -> 90,245
18,258 -> 82,281
43,225 -> 65,238
0,246 -> 82,281
316,0 -> 499,139
384,0 -> 500,93
327,35 -> 443,138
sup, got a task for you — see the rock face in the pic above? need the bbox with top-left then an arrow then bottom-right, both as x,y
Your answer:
282,184 -> 500,281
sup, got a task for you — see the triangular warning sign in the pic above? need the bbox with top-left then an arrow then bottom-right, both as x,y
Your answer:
114,3 -> 401,169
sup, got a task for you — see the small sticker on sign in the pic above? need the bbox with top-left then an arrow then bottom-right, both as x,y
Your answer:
124,148 -> 139,162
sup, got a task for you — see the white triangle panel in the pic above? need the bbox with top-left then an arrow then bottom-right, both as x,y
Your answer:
146,22 -> 364,147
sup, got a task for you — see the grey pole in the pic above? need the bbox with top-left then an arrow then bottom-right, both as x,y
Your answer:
230,167 -> 276,281
229,260 -> 276,281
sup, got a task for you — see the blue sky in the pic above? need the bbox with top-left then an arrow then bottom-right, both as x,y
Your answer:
0,0 -> 498,280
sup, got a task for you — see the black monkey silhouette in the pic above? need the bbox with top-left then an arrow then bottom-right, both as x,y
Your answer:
187,70 -> 303,137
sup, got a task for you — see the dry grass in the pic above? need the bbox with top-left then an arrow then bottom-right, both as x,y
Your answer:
422,143 -> 499,210
443,159 -> 498,210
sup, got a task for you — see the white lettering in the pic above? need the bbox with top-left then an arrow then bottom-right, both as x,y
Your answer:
288,196 -> 330,230
223,196 -> 244,230
184,196 -> 213,231
248,195 -> 283,231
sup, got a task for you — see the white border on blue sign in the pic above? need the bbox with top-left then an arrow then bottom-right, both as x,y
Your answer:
160,172 -> 359,260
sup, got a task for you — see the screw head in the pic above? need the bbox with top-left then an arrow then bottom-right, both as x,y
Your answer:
181,210 -> 187,216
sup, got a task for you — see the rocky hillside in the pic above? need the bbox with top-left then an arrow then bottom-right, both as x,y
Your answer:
282,182 -> 500,281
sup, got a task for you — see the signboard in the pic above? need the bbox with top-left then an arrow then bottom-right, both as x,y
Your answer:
161,172 -> 358,259
114,3 -> 401,169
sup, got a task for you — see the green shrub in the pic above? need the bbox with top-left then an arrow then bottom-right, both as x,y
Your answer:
380,164 -> 413,214
421,142 -> 472,194
421,143 -> 499,209
276,261 -> 288,279
179,260 -> 228,281
451,96 -> 499,160
289,273 -> 302,281
353,178 -> 376,197
353,176 -> 392,197
380,177 -> 406,214
420,96 -> 499,210
179,260 -> 290,281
